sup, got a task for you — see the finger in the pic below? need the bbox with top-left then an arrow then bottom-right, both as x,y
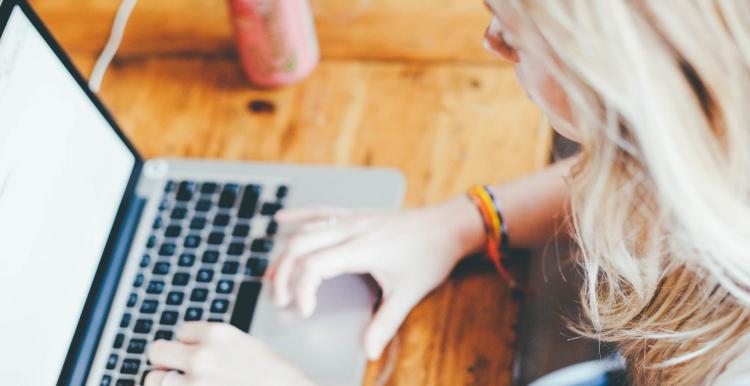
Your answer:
271,221 -> 370,307
144,370 -> 188,386
364,290 -> 424,360
144,370 -> 167,386
274,207 -> 354,223
147,340 -> 195,371
175,321 -> 213,344
163,371 -> 189,386
266,221 -> 353,281
293,244 -> 368,317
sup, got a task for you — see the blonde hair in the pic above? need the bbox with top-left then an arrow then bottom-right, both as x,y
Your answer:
505,1 -> 750,384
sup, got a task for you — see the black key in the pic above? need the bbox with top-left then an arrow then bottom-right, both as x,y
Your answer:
260,202 -> 282,216
238,185 -> 261,218
208,317 -> 224,323
139,254 -> 150,268
195,199 -> 212,212
160,311 -> 179,326
178,253 -> 196,267
190,217 -> 207,230
166,291 -> 184,306
218,189 -> 238,209
202,250 -> 219,264
196,269 -> 214,283
126,338 -> 147,354
155,330 -> 173,341
126,293 -> 138,307
140,300 -> 158,314
266,220 -> 278,236
164,225 -> 182,238
191,288 -> 208,302
230,281 -> 262,332
170,206 -> 188,220
164,180 -> 176,192
176,181 -> 195,202
133,319 -> 153,334
172,272 -> 190,286
246,257 -> 268,277
222,261 -> 239,274
185,307 -> 203,321
106,354 -> 118,370
115,380 -> 134,386
158,198 -> 169,211
120,313 -> 132,328
211,299 -> 229,313
201,182 -> 218,194
225,183 -> 240,191
146,235 -> 157,249
214,214 -> 230,227
208,232 -> 224,245
276,185 -> 288,199
133,274 -> 144,288
120,358 -> 140,375
250,239 -> 273,253
113,333 -> 125,349
152,217 -> 163,230
158,243 -> 176,257
100,374 -> 112,386
184,235 -> 201,248
227,243 -> 244,256
146,281 -> 165,295
152,262 -> 171,275
233,224 -> 250,237
217,280 -> 234,294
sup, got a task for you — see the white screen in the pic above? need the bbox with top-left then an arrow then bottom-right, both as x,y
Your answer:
0,7 -> 136,385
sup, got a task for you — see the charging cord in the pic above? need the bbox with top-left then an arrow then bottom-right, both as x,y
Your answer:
88,0 -> 137,93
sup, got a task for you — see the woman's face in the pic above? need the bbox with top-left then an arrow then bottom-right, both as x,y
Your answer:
483,0 -> 578,141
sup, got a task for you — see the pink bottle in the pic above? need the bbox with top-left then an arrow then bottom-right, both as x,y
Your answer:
228,0 -> 320,88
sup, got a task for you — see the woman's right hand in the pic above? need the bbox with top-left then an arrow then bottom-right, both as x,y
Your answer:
267,197 -> 485,361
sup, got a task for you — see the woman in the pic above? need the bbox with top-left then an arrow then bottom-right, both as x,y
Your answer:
145,0 -> 750,384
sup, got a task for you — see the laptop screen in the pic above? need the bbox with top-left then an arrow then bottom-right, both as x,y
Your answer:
0,6 -> 136,385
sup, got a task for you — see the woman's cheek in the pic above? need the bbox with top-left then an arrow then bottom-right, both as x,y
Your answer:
514,58 -> 580,142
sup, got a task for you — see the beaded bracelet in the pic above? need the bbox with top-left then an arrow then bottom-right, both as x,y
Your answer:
484,185 -> 509,250
466,184 -> 515,287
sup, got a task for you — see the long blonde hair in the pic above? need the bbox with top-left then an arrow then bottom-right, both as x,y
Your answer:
506,1 -> 750,384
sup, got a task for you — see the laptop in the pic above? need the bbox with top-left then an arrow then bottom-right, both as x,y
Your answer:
0,1 -> 405,385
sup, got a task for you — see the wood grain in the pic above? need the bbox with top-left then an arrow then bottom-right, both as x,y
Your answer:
89,57 -> 548,207
28,0 -> 553,384
30,0 -> 499,63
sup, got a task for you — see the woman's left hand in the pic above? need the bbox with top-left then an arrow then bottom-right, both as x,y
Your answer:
144,322 -> 316,386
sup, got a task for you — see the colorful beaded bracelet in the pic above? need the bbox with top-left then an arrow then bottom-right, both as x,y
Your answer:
466,184 -> 515,287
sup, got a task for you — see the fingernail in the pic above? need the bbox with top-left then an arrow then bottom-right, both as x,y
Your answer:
302,301 -> 316,318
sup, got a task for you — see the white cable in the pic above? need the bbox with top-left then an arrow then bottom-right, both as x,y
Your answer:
88,0 -> 137,93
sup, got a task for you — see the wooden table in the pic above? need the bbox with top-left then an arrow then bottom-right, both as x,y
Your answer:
31,1 -> 551,384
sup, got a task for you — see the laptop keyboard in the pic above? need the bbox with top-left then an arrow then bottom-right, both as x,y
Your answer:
98,180 -> 288,386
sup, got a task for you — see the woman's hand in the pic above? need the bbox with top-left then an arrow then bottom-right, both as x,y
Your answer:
145,322 -> 315,386
268,197 -> 484,360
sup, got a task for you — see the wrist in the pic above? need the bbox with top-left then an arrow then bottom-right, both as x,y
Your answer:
435,196 -> 486,259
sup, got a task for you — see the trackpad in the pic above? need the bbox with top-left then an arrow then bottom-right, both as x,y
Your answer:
249,275 -> 375,386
